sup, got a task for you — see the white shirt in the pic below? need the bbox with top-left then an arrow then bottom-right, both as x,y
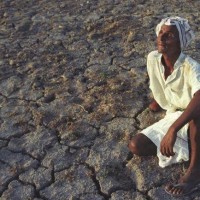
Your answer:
147,50 -> 200,113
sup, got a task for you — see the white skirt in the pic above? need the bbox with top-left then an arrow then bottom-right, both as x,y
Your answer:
141,111 -> 189,168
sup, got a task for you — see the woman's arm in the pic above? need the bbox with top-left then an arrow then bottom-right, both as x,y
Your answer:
160,89 -> 200,157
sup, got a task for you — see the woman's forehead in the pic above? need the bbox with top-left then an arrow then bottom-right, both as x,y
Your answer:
160,25 -> 178,34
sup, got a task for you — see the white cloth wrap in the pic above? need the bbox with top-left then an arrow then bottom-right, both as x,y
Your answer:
142,111 -> 189,168
156,16 -> 195,49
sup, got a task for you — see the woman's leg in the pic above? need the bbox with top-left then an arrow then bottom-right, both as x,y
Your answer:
165,118 -> 200,196
128,133 -> 157,156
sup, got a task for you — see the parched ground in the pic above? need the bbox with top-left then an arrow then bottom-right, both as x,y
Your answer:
1,0 -> 200,199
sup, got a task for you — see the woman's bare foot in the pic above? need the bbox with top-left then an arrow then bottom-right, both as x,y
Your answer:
165,168 -> 200,197
149,99 -> 161,112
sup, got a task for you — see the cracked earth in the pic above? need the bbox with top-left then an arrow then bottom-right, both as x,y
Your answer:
1,0 -> 200,199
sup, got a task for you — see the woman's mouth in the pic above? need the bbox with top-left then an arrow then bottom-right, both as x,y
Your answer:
157,43 -> 167,49
157,43 -> 166,47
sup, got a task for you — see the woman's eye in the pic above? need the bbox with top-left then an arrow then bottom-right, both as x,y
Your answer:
167,33 -> 175,38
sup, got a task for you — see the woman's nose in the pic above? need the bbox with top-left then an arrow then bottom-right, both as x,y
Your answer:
159,34 -> 165,41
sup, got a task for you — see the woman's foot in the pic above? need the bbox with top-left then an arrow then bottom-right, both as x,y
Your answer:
165,182 -> 198,197
165,168 -> 200,197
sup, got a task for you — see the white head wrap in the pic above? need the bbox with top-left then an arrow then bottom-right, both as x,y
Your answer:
156,16 -> 195,49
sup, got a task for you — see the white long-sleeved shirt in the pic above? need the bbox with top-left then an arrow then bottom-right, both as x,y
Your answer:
147,50 -> 200,113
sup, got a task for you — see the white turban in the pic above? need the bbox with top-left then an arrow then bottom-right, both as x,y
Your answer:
156,16 -> 195,49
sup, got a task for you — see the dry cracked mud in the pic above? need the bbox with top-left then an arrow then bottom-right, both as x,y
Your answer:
1,0 -> 200,199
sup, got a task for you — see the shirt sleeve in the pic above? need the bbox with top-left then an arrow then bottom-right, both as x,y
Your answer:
146,51 -> 157,90
189,61 -> 200,96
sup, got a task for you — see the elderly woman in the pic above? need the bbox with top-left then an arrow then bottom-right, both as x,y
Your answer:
129,17 -> 200,197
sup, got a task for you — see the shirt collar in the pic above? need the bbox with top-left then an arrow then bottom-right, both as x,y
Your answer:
158,52 -> 186,70
174,52 -> 186,70
158,52 -> 186,84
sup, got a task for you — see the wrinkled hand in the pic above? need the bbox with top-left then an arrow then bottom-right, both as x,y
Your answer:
160,127 -> 177,157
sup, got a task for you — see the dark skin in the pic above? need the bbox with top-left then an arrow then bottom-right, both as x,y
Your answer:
149,99 -> 161,112
129,25 -> 200,196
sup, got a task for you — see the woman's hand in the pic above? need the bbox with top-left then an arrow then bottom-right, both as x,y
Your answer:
160,127 -> 177,157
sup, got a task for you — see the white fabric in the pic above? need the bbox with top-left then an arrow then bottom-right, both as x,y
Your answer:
142,111 -> 189,168
142,50 -> 200,168
156,16 -> 195,49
